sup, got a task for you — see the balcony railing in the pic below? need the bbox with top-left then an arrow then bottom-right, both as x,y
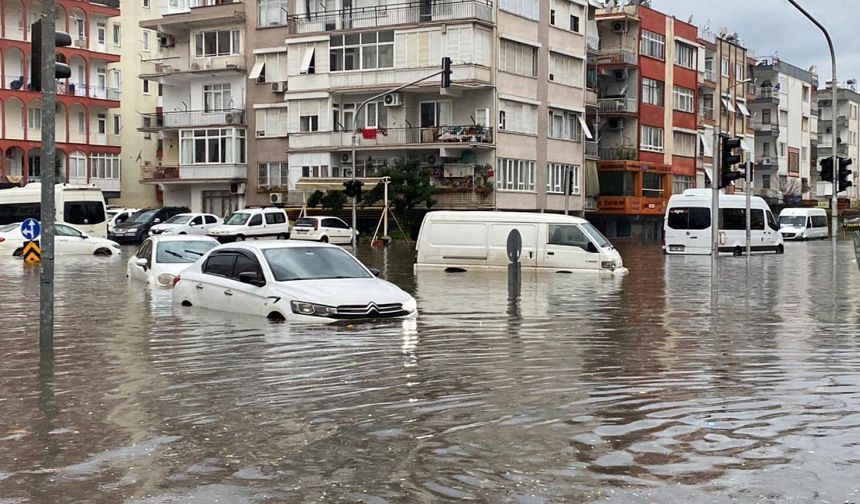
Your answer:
91,0 -> 120,7
142,165 -> 180,181
326,63 -> 490,90
290,125 -> 493,149
585,88 -> 598,107
585,140 -> 599,159
141,164 -> 246,182
756,87 -> 780,100
699,106 -> 714,120
287,0 -> 493,34
755,156 -> 778,168
703,69 -> 716,82
162,109 -> 245,129
597,196 -> 667,216
595,49 -> 636,66
2,76 -> 120,100
753,122 -> 780,135
598,98 -> 637,114
598,146 -> 637,161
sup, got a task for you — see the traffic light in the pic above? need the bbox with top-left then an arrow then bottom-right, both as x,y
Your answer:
30,19 -> 72,92
343,179 -> 364,202
441,57 -> 452,88
837,157 -> 853,193
719,134 -> 743,189
819,156 -> 834,182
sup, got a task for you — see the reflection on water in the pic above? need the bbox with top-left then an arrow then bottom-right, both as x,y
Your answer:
1,241 -> 860,502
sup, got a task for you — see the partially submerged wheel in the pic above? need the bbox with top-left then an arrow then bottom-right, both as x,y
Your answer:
94,248 -> 113,257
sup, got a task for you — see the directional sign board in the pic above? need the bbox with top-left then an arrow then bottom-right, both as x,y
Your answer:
23,240 -> 40,265
21,218 -> 41,241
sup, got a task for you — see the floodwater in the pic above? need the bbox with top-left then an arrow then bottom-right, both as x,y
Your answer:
2,239 -> 860,503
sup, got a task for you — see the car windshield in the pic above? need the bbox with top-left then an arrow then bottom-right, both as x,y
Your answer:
156,240 -> 218,264
263,247 -> 372,281
779,215 -> 806,228
127,209 -> 159,224
580,222 -> 612,249
295,218 -> 317,227
225,213 -> 250,225
165,214 -> 191,224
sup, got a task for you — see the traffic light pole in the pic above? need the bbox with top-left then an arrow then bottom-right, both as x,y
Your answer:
711,127 -> 720,286
745,158 -> 752,258
39,2 -> 58,354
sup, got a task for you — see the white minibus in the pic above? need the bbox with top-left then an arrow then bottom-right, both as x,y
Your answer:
664,189 -> 783,255
778,207 -> 829,240
0,183 -> 108,238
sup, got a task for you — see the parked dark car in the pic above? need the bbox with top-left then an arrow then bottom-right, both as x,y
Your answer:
109,207 -> 190,244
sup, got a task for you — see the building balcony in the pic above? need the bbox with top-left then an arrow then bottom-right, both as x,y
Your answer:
585,140 -> 599,159
598,146 -> 637,161
811,101 -> 819,116
598,97 -> 637,115
289,125 -> 494,151
160,109 -> 245,129
753,122 -> 779,136
285,0 -> 493,34
703,69 -> 717,83
326,63 -> 491,91
820,114 -> 849,128
91,177 -> 120,193
141,163 -> 246,183
755,156 -> 778,171
595,49 -> 637,66
817,143 -> 849,157
433,188 -> 494,209
585,88 -> 598,107
597,196 -> 667,216
752,87 -> 780,103
140,0 -> 245,31
142,55 -> 246,80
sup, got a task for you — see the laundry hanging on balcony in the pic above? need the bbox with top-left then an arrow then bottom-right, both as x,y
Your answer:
362,128 -> 378,140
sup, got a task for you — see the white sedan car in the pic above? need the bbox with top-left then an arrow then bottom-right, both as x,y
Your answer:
173,241 -> 417,322
0,222 -> 121,257
149,213 -> 223,236
127,235 -> 219,287
107,208 -> 139,234
290,216 -> 355,244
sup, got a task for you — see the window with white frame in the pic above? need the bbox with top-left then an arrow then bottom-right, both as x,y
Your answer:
97,23 -> 106,45
496,158 -> 535,191
674,42 -> 695,69
180,129 -> 246,164
28,106 -> 41,130
642,78 -> 664,106
673,85 -> 694,112
113,114 -> 121,135
735,62 -> 743,80
549,0 -> 582,32
641,125 -> 664,152
90,153 -> 120,179
255,107 -> 288,136
549,52 -> 583,87
112,24 -> 121,46
203,84 -> 232,112
252,51 -> 288,83
77,112 -> 86,134
640,30 -> 665,60
194,29 -> 241,57
500,0 -> 539,20
141,30 -> 150,51
673,131 -> 696,157
143,79 -> 150,94
299,100 -> 321,132
779,142 -> 786,157
548,109 -> 581,141
445,26 -> 492,66
499,39 -> 537,77
337,101 -> 386,130
546,163 -> 580,194
673,175 -> 693,194
302,165 -> 330,178
329,31 -> 394,71
498,99 -> 537,134
721,58 -> 729,76
97,113 -> 106,134
257,162 -> 289,188
258,0 -> 288,26
69,151 -> 87,179
396,30 -> 440,68
802,146 -> 808,161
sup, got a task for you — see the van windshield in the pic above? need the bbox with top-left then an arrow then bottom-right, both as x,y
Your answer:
581,222 -> 612,249
225,213 -> 251,225
779,215 -> 806,228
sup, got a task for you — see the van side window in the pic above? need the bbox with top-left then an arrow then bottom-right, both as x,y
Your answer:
766,210 -> 779,230
750,210 -> 765,230
265,212 -> 285,224
548,225 -> 590,249
812,215 -> 828,227
64,201 -> 106,225
720,209 -> 747,230
249,214 -> 263,226
668,207 -> 710,230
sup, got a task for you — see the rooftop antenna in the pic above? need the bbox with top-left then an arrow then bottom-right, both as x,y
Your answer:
687,14 -> 693,24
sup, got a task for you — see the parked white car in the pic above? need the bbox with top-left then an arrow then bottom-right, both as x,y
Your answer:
207,207 -> 291,243
127,235 -> 219,287
149,213 -> 223,236
172,241 -> 417,322
0,222 -> 120,257
107,208 -> 139,234
291,216 -> 354,244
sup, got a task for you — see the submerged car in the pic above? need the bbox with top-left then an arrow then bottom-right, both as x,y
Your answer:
172,241 -> 417,322
127,235 -> 219,287
149,213 -> 223,236
0,222 -> 120,257
290,216 -> 355,244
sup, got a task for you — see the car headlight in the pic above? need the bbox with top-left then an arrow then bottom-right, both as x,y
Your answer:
402,297 -> 417,313
290,300 -> 337,317
125,227 -> 138,233
601,261 -> 617,270
157,273 -> 176,287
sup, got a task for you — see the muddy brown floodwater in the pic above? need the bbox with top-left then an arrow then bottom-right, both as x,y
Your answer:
1,239 -> 860,503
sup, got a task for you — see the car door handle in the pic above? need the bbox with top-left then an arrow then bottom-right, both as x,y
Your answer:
547,251 -> 555,256
195,284 -> 204,290
224,290 -> 233,296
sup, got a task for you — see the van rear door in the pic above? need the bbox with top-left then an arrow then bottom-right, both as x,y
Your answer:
666,206 -> 710,254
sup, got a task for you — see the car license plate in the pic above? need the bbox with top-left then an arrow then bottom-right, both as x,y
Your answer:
669,245 -> 685,252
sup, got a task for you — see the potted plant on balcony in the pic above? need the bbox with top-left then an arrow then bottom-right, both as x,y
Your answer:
473,164 -> 494,194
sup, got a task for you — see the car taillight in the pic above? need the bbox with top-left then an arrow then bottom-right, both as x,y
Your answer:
172,275 -> 182,288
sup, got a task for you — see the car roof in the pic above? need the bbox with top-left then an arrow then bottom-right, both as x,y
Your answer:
298,216 -> 339,220
150,235 -> 219,243
211,240 -> 336,252
425,210 -> 591,225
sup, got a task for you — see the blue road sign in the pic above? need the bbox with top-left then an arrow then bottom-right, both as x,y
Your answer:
21,218 -> 41,241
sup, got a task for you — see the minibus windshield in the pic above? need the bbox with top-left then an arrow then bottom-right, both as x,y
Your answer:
581,222 -> 612,249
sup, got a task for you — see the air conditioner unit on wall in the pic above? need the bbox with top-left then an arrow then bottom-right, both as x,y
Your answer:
383,92 -> 402,107
159,34 -> 175,48
612,21 -> 627,33
272,81 -> 287,93
608,118 -> 624,130
270,193 -> 285,204
340,153 -> 352,164
230,182 -> 245,194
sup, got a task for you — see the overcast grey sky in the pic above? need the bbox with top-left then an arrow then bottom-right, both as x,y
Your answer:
653,0 -> 860,87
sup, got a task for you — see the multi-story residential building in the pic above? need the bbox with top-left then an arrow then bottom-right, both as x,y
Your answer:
139,0 -> 248,216
591,3 -> 698,240
749,57 -> 818,205
695,29 -> 755,193
244,0 -> 598,215
815,84 -> 860,202
0,0 -> 123,198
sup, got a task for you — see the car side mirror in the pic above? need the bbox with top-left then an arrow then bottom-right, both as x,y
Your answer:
238,271 -> 265,287
153,218 -> 161,224
135,257 -> 149,268
369,267 -> 381,277
81,234 -> 89,240
586,242 -> 599,254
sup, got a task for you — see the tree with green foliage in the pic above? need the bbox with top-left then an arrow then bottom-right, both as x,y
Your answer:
363,157 -> 436,231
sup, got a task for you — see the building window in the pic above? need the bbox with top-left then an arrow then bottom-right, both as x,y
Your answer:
499,39 -> 538,77
96,23 -> 106,45
672,85 -> 694,113
498,99 -> 537,134
69,152 -> 87,179
641,125 -> 664,152
143,79 -> 150,94
762,108 -> 771,124
762,174 -> 771,189
546,163 -> 580,194
258,162 -> 290,188
549,52 -> 583,87
301,165 -> 330,178
329,31 -> 394,71
779,142 -> 787,157
194,29 -> 241,57
28,106 -> 41,130
90,153 -> 120,179
251,51 -> 288,83
802,146 -> 808,161
674,42 -> 695,69
500,0 -> 539,20
143,117 -> 152,139
548,0 -> 581,32
642,78 -> 664,106
203,84 -> 232,112
672,175 -> 693,194
112,24 -> 121,47
496,158 -> 535,192
735,62 -> 743,80
142,30 -> 150,51
673,131 -> 696,157
721,58 -> 729,76
300,116 -> 319,132
97,113 -> 106,134
77,112 -> 86,134
143,0 -> 150,7
255,107 -> 288,136
180,128 -> 246,165
258,0 -> 288,26
548,109 -> 582,141
113,114 -> 121,135
802,117 -> 809,132
640,30 -> 665,60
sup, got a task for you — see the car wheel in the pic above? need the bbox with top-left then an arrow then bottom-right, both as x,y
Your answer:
267,311 -> 286,322
320,235 -> 329,243
94,248 -> 113,257
733,246 -> 742,257
278,233 -> 289,240
235,235 -> 245,242
179,232 -> 187,235
776,244 -> 784,254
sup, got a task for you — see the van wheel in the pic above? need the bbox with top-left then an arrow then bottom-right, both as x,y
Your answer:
320,236 -> 329,243
733,246 -> 742,257
12,247 -> 23,257
776,244 -> 784,254
94,248 -> 113,257
267,311 -> 286,322
278,233 -> 289,240
178,232 -> 187,235
235,235 -> 245,242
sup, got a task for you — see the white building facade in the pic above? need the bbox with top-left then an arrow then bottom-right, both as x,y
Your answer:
816,85 -> 860,202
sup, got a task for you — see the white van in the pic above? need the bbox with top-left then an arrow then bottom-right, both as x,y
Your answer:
778,207 -> 829,240
664,189 -> 783,255
206,207 -> 291,243
0,183 -> 108,238
415,211 -> 627,274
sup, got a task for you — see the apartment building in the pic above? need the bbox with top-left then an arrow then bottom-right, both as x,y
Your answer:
139,0 -> 248,216
592,3 -> 698,240
240,0 -> 598,214
816,84 -> 860,202
0,0 -> 123,197
695,30 -> 755,193
748,57 -> 818,205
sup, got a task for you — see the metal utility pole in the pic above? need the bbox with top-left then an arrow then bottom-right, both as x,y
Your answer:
564,167 -> 571,216
383,176 -> 389,238
39,2 -> 58,353
745,158 -> 752,258
785,0 -> 838,263
711,121 -> 720,281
